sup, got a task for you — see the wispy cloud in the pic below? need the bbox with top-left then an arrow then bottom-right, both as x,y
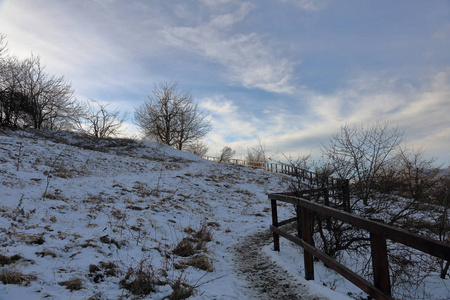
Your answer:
279,0 -> 328,12
160,2 -> 297,94
200,95 -> 259,150
203,70 -> 450,164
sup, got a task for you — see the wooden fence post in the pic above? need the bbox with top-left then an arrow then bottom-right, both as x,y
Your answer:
296,205 -> 302,239
370,219 -> 391,297
301,207 -> 314,280
271,199 -> 280,251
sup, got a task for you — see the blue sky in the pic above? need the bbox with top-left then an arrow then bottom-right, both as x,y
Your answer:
1,0 -> 449,165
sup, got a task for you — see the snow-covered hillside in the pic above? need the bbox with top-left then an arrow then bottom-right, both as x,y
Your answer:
1,128 -> 357,299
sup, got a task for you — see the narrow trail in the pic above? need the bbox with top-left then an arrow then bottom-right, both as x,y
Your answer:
231,228 -> 325,300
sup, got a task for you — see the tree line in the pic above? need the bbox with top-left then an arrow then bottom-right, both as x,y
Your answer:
0,34 -> 212,153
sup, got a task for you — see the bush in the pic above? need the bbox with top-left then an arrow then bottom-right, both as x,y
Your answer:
120,260 -> 155,296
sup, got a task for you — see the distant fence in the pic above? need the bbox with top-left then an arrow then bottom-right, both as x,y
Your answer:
204,156 -> 304,175
203,156 -> 350,208
269,190 -> 450,300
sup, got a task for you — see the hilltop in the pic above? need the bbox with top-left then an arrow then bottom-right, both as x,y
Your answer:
0,128 -> 354,299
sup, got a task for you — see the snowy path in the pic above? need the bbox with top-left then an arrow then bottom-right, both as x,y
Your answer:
231,228 -> 321,300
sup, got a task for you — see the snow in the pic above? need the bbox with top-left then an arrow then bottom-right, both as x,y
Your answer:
0,128 -> 448,299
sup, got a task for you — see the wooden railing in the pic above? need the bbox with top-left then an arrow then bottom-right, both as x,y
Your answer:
269,192 -> 450,300
204,156 -> 339,184
204,156 -> 350,208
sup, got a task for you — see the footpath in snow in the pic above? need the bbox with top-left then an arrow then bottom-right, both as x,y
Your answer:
0,129 -> 363,299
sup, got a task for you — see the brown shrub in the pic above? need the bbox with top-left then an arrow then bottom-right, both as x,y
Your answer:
184,255 -> 214,272
0,268 -> 37,285
58,278 -> 84,291
172,238 -> 196,257
120,261 -> 155,295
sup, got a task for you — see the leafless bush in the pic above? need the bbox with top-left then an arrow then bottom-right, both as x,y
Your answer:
173,238 -> 196,257
168,273 -> 195,300
185,139 -> 209,157
193,222 -> 213,243
283,153 -> 312,191
218,146 -> 235,163
321,122 -> 404,205
246,140 -> 275,168
120,260 -> 156,296
76,100 -> 127,138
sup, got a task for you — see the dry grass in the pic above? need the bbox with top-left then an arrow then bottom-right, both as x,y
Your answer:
193,223 -> 213,243
172,238 -> 196,257
35,250 -> 58,258
58,278 -> 84,291
0,268 -> 37,285
168,274 -> 194,300
99,261 -> 118,276
88,261 -> 118,283
183,255 -> 214,272
99,235 -> 126,249
0,254 -> 21,266
120,260 -> 155,296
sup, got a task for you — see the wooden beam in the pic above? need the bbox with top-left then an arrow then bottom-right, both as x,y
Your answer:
270,225 -> 393,300
269,193 -> 450,261
271,199 -> 280,252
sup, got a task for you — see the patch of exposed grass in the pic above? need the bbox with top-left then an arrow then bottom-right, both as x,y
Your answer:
99,235 -> 126,249
120,261 -> 156,296
172,238 -> 196,257
168,274 -> 194,300
0,268 -> 37,285
183,255 -> 214,272
0,254 -> 21,266
35,250 -> 58,258
193,222 -> 213,243
58,278 -> 84,291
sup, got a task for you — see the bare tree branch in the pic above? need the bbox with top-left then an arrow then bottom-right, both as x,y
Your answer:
76,100 -> 128,138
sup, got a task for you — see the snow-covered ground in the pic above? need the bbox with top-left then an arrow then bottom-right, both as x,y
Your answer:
0,129 -> 448,299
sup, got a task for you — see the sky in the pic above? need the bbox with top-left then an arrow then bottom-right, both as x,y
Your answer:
0,0 -> 449,165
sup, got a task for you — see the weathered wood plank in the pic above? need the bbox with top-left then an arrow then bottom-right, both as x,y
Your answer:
269,193 -> 450,261
271,199 -> 280,252
270,225 -> 393,300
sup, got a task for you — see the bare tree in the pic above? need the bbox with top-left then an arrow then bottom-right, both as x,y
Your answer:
18,55 -> 77,129
245,140 -> 277,169
321,122 -> 404,205
184,139 -> 209,157
427,172 -> 450,279
134,81 -> 211,150
0,52 -> 79,130
218,146 -> 235,163
76,100 -> 127,138
396,146 -> 440,202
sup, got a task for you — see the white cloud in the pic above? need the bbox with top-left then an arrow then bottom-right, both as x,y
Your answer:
198,95 -> 261,154
279,0 -> 328,12
199,0 -> 237,7
201,70 -> 450,164
432,23 -> 450,42
160,2 -> 297,94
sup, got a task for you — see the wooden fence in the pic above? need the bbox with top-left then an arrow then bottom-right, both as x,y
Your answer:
269,191 -> 450,300
204,156 -> 343,185
204,156 -> 350,208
